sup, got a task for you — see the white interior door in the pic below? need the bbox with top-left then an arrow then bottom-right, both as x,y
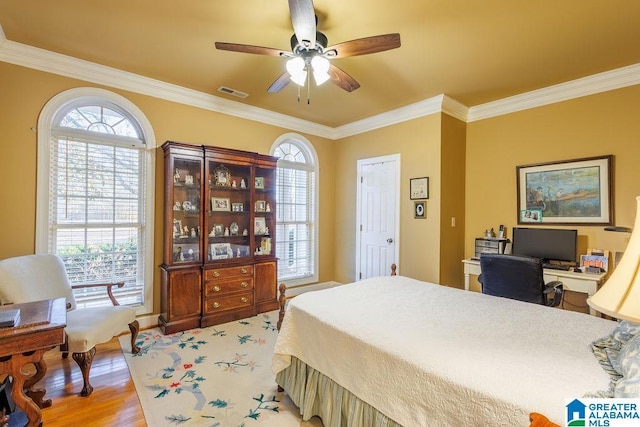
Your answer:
356,154 -> 400,280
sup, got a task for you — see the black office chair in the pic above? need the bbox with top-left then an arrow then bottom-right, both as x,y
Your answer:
478,254 -> 563,306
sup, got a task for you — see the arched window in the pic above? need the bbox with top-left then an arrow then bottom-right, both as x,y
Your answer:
36,88 -> 155,312
271,134 -> 318,285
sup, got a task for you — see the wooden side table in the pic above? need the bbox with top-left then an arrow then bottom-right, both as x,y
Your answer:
0,298 -> 67,427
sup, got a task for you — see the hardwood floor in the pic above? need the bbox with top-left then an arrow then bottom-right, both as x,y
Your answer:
40,337 -> 147,426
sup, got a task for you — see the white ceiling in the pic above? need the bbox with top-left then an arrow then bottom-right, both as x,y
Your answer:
1,0 -> 639,129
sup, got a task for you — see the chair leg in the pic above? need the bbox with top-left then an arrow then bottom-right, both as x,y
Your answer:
60,341 -> 69,359
129,320 -> 141,354
72,347 -> 96,397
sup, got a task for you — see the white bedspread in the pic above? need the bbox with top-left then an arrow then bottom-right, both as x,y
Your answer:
273,275 -> 617,426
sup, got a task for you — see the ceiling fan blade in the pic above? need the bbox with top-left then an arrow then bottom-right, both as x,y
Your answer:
328,64 -> 360,92
325,33 -> 401,58
267,72 -> 291,93
288,0 -> 316,49
215,42 -> 289,57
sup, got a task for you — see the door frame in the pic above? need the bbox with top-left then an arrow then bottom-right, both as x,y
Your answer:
355,153 -> 401,280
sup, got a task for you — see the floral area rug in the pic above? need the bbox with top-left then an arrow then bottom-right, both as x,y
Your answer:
119,311 -> 314,426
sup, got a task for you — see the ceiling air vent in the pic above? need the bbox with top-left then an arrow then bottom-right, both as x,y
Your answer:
217,86 -> 248,99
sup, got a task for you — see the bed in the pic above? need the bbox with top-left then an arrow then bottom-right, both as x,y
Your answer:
272,272 -> 618,426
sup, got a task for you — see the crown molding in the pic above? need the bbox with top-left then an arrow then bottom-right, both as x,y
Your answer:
467,63 -> 640,122
0,35 -> 334,138
1,23 -> 639,136
333,95 -> 446,139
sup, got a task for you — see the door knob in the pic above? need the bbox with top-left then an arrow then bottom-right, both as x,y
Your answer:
387,238 -> 393,243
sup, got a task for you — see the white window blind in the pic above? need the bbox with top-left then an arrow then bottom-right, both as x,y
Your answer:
274,142 -> 316,282
48,104 -> 147,308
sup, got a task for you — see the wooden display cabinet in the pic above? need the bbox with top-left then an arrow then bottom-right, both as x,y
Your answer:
159,142 -> 278,333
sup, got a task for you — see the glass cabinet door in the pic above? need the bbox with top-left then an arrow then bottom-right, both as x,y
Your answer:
254,164 -> 276,257
205,160 -> 252,262
171,157 -> 203,264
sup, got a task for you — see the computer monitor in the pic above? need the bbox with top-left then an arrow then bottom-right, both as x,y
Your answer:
512,227 -> 578,264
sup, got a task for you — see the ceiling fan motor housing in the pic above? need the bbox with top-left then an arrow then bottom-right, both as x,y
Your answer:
291,31 -> 328,53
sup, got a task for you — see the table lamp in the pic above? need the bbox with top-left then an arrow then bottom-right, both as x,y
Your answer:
587,196 -> 640,322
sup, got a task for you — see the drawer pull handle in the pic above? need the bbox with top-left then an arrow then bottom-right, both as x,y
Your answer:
212,302 -> 221,309
241,268 -> 248,274
240,281 -> 248,288
212,271 -> 220,278
213,285 -> 221,292
240,297 -> 248,303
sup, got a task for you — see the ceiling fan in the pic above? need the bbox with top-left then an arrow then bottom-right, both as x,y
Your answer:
215,0 -> 401,96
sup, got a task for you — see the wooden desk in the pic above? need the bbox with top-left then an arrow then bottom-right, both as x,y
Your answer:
462,258 -> 607,316
0,298 -> 66,427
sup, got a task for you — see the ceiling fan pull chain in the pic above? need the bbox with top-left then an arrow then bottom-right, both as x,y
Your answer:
307,71 -> 311,104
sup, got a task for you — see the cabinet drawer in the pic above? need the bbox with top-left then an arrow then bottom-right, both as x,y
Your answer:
204,278 -> 254,297
204,265 -> 253,281
475,238 -> 500,249
204,291 -> 254,314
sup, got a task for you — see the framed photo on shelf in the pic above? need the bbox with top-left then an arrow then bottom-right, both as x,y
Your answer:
213,223 -> 224,237
255,176 -> 265,189
210,242 -> 232,260
172,219 -> 183,237
254,217 -> 266,235
520,209 -> 543,223
232,203 -> 244,212
255,200 -> 266,212
516,155 -> 612,224
211,197 -> 230,211
213,164 -> 231,187
410,177 -> 429,200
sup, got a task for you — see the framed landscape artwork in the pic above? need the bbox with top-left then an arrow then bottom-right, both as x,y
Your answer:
516,155 -> 612,225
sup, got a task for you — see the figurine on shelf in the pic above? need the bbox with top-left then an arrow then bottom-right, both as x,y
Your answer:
242,228 -> 248,236
209,227 -> 216,237
182,225 -> 189,236
173,201 -> 181,211
232,179 -> 237,188
236,248 -> 241,258
187,248 -> 195,260
185,175 -> 194,185
264,227 -> 269,236
190,228 -> 196,238
224,227 -> 230,236
174,246 -> 184,262
266,203 -> 271,212
174,170 -> 181,183
240,178 -> 246,189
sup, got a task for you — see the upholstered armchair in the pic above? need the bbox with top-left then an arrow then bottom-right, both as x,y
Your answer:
0,254 -> 140,397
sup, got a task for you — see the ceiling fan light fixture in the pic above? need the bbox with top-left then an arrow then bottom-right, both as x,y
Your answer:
286,56 -> 307,86
311,55 -> 330,85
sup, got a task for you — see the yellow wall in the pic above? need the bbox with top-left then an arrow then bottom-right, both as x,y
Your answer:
334,115 -> 443,283
465,86 -> 640,291
0,61 -> 336,314
439,114 -> 467,288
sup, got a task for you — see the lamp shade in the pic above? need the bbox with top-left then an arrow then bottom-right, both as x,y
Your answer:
587,196 -> 640,321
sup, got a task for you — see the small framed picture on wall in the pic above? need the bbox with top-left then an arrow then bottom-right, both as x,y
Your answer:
410,177 -> 429,200
414,201 -> 426,219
